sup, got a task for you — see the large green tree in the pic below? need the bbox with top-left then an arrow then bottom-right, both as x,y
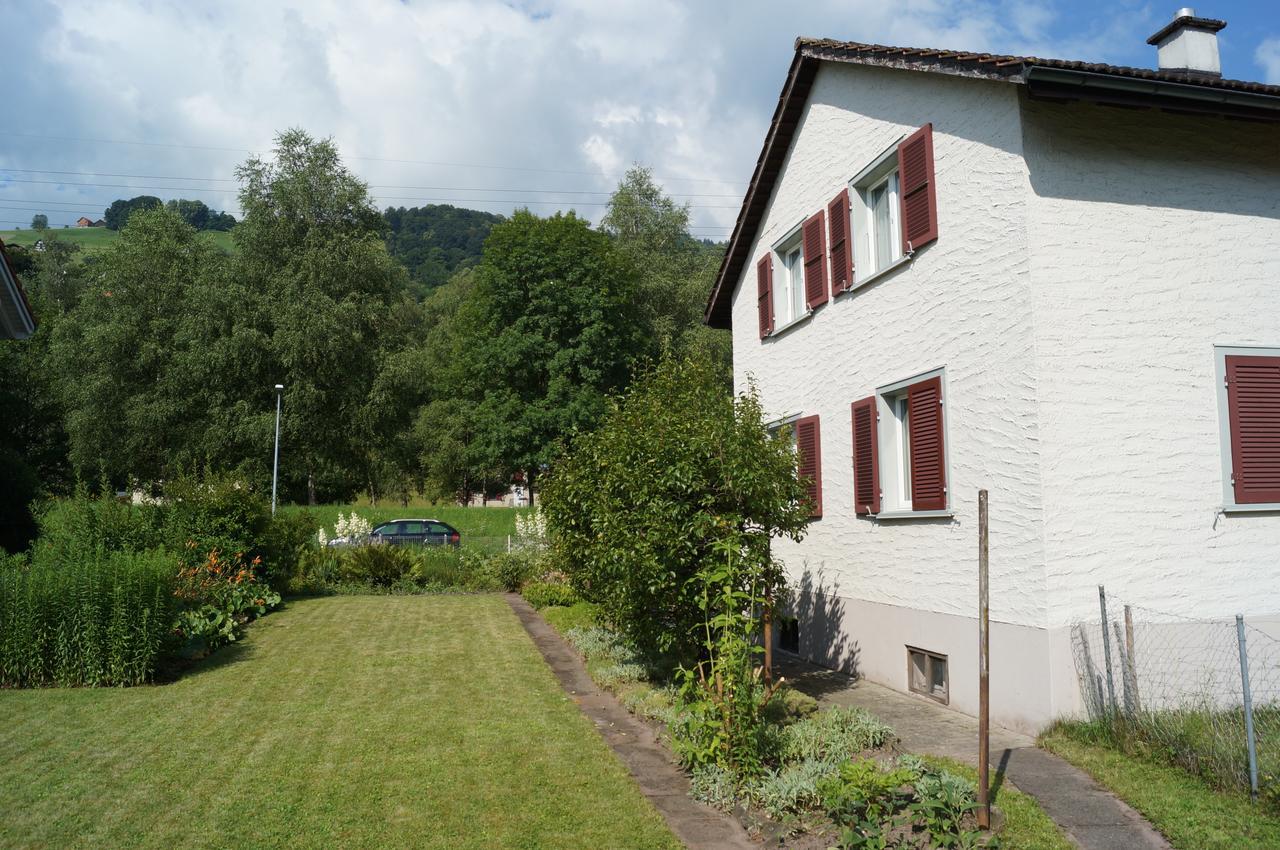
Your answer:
234,129 -> 412,503
445,209 -> 647,500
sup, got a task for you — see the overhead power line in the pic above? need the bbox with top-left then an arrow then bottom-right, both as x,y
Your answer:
0,131 -> 745,187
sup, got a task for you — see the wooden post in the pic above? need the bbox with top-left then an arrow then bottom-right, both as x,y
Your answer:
763,600 -> 774,685
1124,605 -> 1141,712
977,489 -> 991,830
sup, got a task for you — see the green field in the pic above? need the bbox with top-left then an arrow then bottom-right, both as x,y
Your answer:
283,503 -> 528,552
0,227 -> 235,255
0,595 -> 680,849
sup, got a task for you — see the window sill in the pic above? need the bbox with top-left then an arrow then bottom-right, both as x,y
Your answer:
766,310 -> 813,340
842,253 -> 913,295
873,509 -> 954,520
1221,503 -> 1280,514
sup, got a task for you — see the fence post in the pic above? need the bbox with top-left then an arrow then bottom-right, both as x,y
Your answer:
1124,605 -> 1141,712
1098,586 -> 1117,714
1236,614 -> 1260,802
977,490 -> 990,830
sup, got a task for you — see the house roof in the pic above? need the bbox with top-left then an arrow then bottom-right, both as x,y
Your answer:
0,239 -> 37,340
704,37 -> 1280,329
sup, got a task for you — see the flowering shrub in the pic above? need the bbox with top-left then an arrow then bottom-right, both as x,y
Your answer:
513,509 -> 548,553
173,548 -> 281,654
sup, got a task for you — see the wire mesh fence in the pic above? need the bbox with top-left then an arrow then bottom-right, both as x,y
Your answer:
1070,587 -> 1279,804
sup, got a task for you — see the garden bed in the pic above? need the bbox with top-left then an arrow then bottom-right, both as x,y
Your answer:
535,598 -> 1027,849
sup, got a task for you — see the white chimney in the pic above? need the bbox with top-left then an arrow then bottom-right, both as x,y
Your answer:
1146,8 -> 1227,79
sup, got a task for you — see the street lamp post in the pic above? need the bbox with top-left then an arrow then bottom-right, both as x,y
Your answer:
271,383 -> 284,516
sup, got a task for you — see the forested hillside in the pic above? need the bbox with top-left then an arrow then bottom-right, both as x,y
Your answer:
384,205 -> 503,299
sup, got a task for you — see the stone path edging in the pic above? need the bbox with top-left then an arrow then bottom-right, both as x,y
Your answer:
505,594 -> 757,850
774,656 -> 1172,850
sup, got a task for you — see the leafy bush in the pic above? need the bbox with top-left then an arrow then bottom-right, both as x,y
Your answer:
780,707 -> 896,764
564,626 -> 630,663
172,549 -> 282,655
340,544 -> 416,587
818,759 -> 917,842
690,764 -> 741,812
481,551 -> 537,592
543,354 -> 811,662
522,580 -> 579,609
0,548 -> 178,687
763,686 -> 820,726
257,509 -> 318,592
753,758 -> 841,820
541,601 -> 601,633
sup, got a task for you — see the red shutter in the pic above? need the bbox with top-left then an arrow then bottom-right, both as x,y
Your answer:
795,415 -> 823,518
908,376 -> 946,510
801,211 -> 828,310
828,190 -> 853,294
851,397 -> 880,515
1227,355 -> 1280,504
897,123 -> 938,253
756,255 -> 773,338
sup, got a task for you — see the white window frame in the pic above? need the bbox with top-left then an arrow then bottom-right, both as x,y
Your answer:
874,366 -> 952,518
1215,344 -> 1280,513
767,411 -> 803,452
849,139 -> 911,290
769,224 -> 809,334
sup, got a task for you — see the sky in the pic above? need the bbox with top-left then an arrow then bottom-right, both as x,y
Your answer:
1,0 -> 1277,239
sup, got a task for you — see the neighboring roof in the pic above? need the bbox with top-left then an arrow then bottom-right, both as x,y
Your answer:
0,239 -> 37,340
705,37 -> 1280,329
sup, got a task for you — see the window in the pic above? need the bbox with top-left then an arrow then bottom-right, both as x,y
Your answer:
778,617 -> 800,654
769,229 -> 807,329
852,368 -> 949,517
847,124 -> 939,288
907,647 -> 948,704
769,413 -> 823,518
1216,346 -> 1280,510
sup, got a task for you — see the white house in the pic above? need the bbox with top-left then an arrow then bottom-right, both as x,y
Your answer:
704,11 -> 1280,733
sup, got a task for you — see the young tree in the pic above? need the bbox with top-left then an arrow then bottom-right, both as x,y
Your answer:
542,354 -> 811,662
601,167 -> 730,373
30,214 -> 48,230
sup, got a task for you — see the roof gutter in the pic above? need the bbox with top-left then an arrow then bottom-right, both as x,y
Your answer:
1024,65 -> 1280,121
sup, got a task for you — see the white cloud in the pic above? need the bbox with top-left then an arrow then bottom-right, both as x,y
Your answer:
0,0 -> 1196,236
1257,38 -> 1280,84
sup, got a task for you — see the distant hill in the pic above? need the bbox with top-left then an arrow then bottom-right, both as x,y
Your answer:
384,205 -> 502,299
0,227 -> 235,256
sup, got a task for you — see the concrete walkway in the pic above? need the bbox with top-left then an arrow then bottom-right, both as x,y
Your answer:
506,595 -> 757,850
775,655 -> 1171,850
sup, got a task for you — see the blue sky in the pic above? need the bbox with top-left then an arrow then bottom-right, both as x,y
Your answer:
1,0 -> 1276,238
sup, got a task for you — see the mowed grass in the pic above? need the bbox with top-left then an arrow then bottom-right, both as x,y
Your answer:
0,595 -> 680,850
0,227 -> 235,255
1041,727 -> 1280,850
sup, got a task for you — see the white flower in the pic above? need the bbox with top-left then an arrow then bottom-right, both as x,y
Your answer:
317,527 -> 328,546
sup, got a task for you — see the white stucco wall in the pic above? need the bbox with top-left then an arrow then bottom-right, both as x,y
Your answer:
1021,98 -> 1280,628
728,63 -> 1055,726
727,62 -> 1280,730
730,63 -> 1047,629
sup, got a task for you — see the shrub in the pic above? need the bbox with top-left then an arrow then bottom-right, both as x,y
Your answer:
172,549 -> 282,655
541,601 -> 600,633
522,580 -> 579,609
752,758 -> 841,820
340,544 -> 415,587
481,551 -> 537,592
258,509 -> 318,592
763,686 -> 820,726
543,354 -> 811,662
690,764 -> 741,812
0,548 -> 178,687
780,707 -> 896,764
33,486 -> 165,562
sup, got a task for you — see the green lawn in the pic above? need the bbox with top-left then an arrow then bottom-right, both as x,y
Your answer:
0,227 -> 235,255
285,503 -> 529,552
1041,728 -> 1280,850
0,595 -> 680,850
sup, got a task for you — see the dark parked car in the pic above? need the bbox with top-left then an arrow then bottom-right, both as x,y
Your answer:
369,519 -> 461,547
